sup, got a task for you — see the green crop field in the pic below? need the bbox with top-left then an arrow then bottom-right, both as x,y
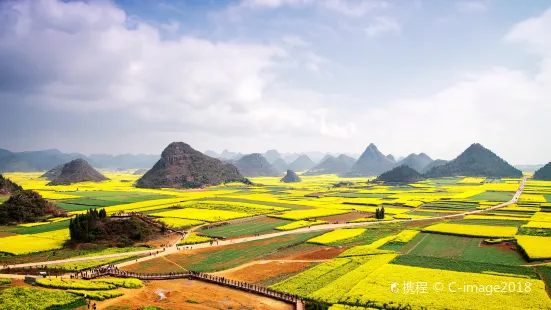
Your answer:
391,255 -> 536,277
199,217 -> 292,238
451,219 -> 528,227
325,226 -> 403,247
537,266 -> 551,289
168,232 -> 322,272
203,197 -> 310,210
470,191 -> 514,201
379,231 -> 426,252
10,220 -> 70,234
405,233 -> 526,264
54,192 -> 173,211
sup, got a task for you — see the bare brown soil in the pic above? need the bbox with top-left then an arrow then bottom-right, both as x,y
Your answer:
0,231 -> 17,238
97,279 -> 293,310
146,232 -> 182,248
214,261 -> 313,283
318,212 -> 372,223
404,218 -> 443,227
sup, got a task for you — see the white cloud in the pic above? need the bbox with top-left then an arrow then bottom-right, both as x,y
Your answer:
160,20 -> 180,32
505,8 -> 551,56
2,0 -> 551,164
281,34 -> 308,46
0,0 -> 352,144
355,8 -> 551,164
365,16 -> 400,37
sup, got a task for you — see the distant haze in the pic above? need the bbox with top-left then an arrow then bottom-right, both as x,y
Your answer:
1,0 -> 550,165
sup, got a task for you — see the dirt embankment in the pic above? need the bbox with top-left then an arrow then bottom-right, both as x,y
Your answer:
97,279 -> 293,310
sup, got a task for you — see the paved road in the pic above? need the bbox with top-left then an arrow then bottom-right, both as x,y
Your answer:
1,177 -> 526,271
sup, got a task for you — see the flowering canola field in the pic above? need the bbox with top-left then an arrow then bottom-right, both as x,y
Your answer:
422,223 -> 518,238
308,229 -> 366,245
0,229 -> 70,255
3,173 -> 551,308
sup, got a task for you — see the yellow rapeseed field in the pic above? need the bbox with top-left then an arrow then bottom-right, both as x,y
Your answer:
462,215 -> 530,221
392,230 -> 420,243
0,229 -> 70,255
156,218 -> 204,229
270,208 -> 350,220
339,235 -> 397,257
521,221 -> 551,229
518,194 -> 547,203
515,235 -> 551,260
150,208 -> 249,222
422,223 -> 517,238
17,222 -> 51,227
178,233 -> 211,245
275,220 -> 327,231
458,177 -> 486,184
340,264 -> 551,310
530,212 -> 551,222
308,229 -> 366,245
310,254 -> 398,304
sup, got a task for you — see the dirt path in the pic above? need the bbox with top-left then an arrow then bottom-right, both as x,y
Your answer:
404,233 -> 429,255
1,178 -> 526,271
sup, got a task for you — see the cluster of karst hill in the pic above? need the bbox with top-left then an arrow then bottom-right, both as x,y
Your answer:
1,140 -> 530,189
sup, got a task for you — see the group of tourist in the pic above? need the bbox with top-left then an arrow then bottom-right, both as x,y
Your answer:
77,264 -> 119,279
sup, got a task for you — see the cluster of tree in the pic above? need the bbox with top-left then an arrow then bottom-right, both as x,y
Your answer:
69,208 -> 160,245
375,206 -> 386,219
69,208 -> 108,242
305,300 -> 330,310
0,173 -> 23,195
0,190 -> 66,225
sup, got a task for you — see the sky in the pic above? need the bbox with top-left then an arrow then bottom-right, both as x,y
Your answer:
0,0 -> 550,164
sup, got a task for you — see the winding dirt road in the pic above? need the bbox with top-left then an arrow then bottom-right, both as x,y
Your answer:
1,177 -> 526,271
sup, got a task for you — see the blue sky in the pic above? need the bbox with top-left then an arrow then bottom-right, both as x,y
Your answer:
1,0 -> 550,164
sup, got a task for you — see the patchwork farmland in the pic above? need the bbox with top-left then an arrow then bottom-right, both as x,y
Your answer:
2,171 -> 551,309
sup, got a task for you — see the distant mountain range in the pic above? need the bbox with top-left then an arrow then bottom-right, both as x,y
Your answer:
271,158 -> 288,174
396,153 -> 433,173
533,162 -> 551,180
47,159 -> 109,186
136,142 -> 246,189
287,155 -> 316,172
234,154 -> 281,177
345,144 -> 395,176
420,159 -> 448,174
205,149 -> 360,165
1,144 -> 541,178
424,143 -> 522,178
0,148 -> 159,172
514,164 -> 544,172
304,154 -> 356,176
